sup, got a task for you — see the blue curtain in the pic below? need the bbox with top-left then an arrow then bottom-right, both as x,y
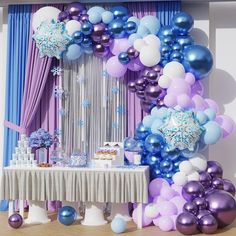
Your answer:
0,5 -> 31,211
156,1 -> 181,26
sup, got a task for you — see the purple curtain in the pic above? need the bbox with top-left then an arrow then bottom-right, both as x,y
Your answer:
125,2 -> 156,136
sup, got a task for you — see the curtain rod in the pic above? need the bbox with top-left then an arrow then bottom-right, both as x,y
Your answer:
0,0 -> 235,7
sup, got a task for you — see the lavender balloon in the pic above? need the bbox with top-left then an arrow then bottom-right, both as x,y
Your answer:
199,214 -> 218,234
176,212 -> 199,235
199,171 -> 212,189
182,181 -> 205,201
207,161 -> 223,178
223,179 -> 236,196
144,84 -> 162,101
206,189 -> 236,228
8,213 -> 23,229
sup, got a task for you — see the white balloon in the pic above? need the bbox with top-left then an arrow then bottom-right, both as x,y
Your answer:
163,61 -> 185,79
179,161 -> 193,175
65,20 -> 81,36
133,38 -> 147,52
139,46 -> 160,67
172,172 -> 188,186
158,75 -> 172,89
143,34 -> 161,48
32,6 -> 61,31
189,154 -> 207,172
145,203 -> 159,219
187,171 -> 200,181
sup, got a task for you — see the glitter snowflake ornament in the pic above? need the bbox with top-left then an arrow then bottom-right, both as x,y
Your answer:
33,20 -> 71,59
160,110 -> 202,151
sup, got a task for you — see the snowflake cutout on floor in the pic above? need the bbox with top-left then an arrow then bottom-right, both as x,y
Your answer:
160,110 -> 202,151
51,66 -> 63,76
112,122 -> 119,129
33,20 -> 71,59
112,87 -> 120,94
117,105 -> 126,115
78,119 -> 85,127
82,99 -> 91,108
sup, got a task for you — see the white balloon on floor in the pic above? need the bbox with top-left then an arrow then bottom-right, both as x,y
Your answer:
32,6 -> 61,31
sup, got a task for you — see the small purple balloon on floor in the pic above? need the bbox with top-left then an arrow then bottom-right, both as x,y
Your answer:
8,213 -> 23,229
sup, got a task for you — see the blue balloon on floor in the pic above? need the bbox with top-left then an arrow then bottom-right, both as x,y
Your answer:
58,206 -> 77,226
111,217 -> 127,234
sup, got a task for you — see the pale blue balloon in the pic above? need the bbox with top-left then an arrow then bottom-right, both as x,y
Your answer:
88,12 -> 102,24
101,11 -> 114,24
140,15 -> 160,35
151,107 -> 168,120
111,217 -> 126,234
143,115 -> 155,128
203,121 -> 222,145
87,6 -> 105,15
137,25 -> 150,37
151,119 -> 163,134
196,111 -> 208,125
65,44 -> 83,61
128,33 -> 142,44
204,108 -> 216,121
128,16 -> 140,26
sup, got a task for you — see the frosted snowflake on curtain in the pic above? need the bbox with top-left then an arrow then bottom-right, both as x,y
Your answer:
78,119 -> 85,127
82,100 -> 91,108
112,87 -> 120,94
102,70 -> 109,79
117,105 -> 126,115
112,122 -> 119,129
33,20 -> 71,59
51,66 -> 63,76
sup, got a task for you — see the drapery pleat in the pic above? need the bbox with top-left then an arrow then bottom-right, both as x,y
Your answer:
1,4 -> 31,211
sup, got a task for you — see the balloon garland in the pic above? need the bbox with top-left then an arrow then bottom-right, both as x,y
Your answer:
31,2 -> 236,235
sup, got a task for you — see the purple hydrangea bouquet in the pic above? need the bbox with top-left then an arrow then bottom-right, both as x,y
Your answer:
29,128 -> 53,149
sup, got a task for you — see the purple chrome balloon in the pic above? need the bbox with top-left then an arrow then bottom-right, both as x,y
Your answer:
8,213 -> 23,229
93,44 -> 109,58
182,181 -> 205,201
199,214 -> 218,234
91,23 -> 106,42
199,171 -> 212,189
176,212 -> 199,235
127,81 -> 137,93
140,100 -> 154,113
206,189 -> 236,228
136,90 -> 145,100
146,70 -> 158,83
127,47 -> 139,59
66,2 -> 87,17
58,11 -> 70,22
101,34 -> 113,47
193,197 -> 208,210
183,202 -> 198,215
135,77 -> 148,91
197,209 -> 212,220
223,179 -> 236,196
207,161 -> 223,178
80,13 -> 89,22
212,177 -> 224,190
152,64 -> 162,73
144,84 -> 162,101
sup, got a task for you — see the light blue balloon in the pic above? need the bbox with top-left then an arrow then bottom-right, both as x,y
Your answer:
88,11 -> 102,24
151,107 -> 168,120
143,115 -> 155,128
151,119 -> 163,134
128,33 -> 142,44
204,108 -> 216,121
101,11 -> 114,24
87,6 -> 105,15
137,25 -> 150,37
66,44 -> 83,61
196,111 -> 208,125
128,16 -> 140,26
203,121 -> 222,145
140,15 -> 160,35
111,217 -> 126,234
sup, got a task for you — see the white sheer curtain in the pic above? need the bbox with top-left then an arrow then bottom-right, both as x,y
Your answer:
62,55 -> 126,158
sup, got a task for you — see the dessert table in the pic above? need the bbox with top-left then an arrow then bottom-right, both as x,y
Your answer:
0,166 -> 149,228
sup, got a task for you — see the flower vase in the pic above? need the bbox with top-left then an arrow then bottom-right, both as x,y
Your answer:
36,148 -> 46,164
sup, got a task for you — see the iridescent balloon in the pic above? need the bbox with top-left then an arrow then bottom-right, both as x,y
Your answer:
199,171 -> 212,189
144,84 -> 162,101
127,47 -> 139,59
223,179 -> 236,196
206,189 -> 236,228
183,202 -> 198,215
176,212 -> 199,235
199,214 -> 218,234
207,161 -> 223,178
8,213 -> 23,229
212,177 -> 224,190
127,81 -> 137,93
182,181 -> 205,201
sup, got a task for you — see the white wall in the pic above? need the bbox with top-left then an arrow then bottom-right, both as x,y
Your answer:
0,7 -> 7,176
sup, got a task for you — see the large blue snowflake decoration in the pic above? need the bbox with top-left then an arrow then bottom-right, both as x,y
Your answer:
33,20 -> 71,59
160,110 -> 202,151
